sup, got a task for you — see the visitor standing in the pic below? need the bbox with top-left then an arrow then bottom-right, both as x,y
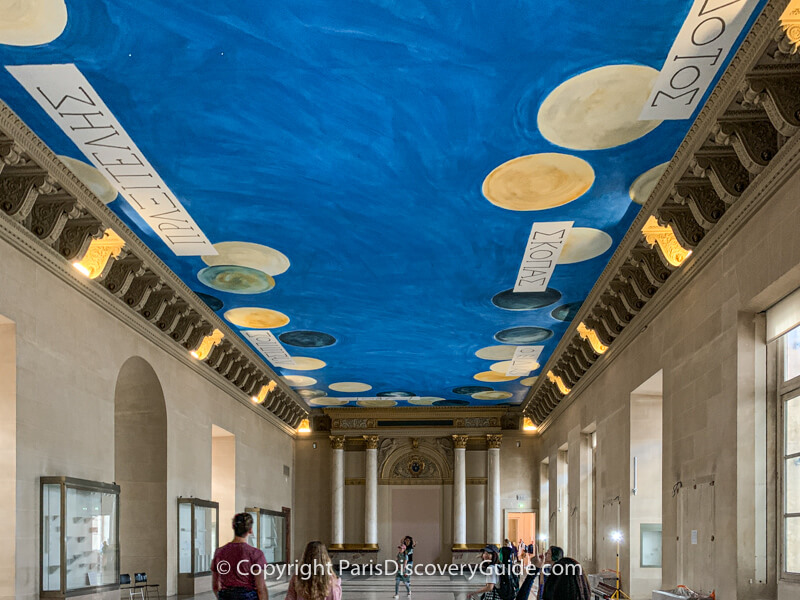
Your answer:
211,513 -> 269,600
467,544 -> 500,600
393,543 -> 411,599
286,541 -> 341,600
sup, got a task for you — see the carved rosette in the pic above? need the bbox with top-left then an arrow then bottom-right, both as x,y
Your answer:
330,436 -> 346,450
486,434 -> 502,449
364,435 -> 380,450
452,434 -> 469,449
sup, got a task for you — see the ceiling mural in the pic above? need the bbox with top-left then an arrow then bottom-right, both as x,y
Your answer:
0,1 -> 762,407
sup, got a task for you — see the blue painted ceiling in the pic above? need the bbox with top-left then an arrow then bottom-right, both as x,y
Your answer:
0,1 -> 758,407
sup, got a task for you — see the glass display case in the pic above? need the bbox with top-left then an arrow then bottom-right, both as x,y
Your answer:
177,498 -> 219,575
245,507 -> 288,563
40,477 -> 119,598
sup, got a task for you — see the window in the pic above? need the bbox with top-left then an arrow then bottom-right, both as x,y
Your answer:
781,324 -> 800,576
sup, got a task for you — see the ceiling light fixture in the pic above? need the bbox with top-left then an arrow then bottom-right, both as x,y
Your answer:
523,417 -> 537,432
190,329 -> 224,360
297,418 -> 311,433
252,380 -> 277,404
72,228 -> 125,279
577,322 -> 608,355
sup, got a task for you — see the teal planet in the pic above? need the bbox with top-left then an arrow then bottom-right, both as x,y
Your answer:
495,326 -> 553,344
197,265 -> 275,294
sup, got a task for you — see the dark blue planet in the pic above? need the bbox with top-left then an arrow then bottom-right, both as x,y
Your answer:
551,302 -> 583,322
279,330 -> 337,348
194,292 -> 224,312
452,386 -> 493,395
495,326 -> 553,344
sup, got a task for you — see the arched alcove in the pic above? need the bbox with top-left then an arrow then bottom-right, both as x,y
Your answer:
0,314 -> 16,598
114,356 -> 167,591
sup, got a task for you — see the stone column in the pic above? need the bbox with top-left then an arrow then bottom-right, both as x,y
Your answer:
364,435 -> 379,549
486,434 -> 503,545
330,435 -> 346,549
452,435 -> 469,549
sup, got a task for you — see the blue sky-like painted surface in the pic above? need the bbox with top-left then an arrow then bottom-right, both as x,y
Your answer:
0,1 -> 763,406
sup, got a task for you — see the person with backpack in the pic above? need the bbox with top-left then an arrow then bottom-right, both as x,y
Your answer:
467,545 -> 501,600
497,540 -> 520,600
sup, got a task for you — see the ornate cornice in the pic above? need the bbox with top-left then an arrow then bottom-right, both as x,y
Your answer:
324,406 -> 508,434
0,103 -> 308,435
523,0 -> 800,429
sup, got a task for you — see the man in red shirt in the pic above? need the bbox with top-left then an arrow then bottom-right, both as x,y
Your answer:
211,513 -> 269,600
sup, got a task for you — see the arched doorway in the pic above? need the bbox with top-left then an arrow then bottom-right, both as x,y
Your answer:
114,357 -> 167,591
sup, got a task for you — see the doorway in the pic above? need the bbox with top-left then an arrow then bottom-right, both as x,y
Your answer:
506,511 -> 536,547
212,425 -> 236,530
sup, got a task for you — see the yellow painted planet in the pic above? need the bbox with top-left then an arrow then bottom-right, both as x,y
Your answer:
408,397 -> 443,405
224,307 -> 289,329
284,357 -> 326,371
329,382 -> 372,393
475,345 -> 518,361
202,241 -> 290,276
520,377 -> 538,386
558,228 -> 613,264
474,371 -> 519,383
58,156 -> 118,204
490,360 -> 539,374
0,0 -> 67,46
538,65 -> 662,150
472,391 -> 513,400
357,399 -> 397,408
482,153 -> 594,211
283,375 -> 316,387
630,163 -> 669,205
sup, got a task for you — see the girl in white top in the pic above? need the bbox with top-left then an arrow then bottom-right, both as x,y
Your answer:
467,545 -> 500,600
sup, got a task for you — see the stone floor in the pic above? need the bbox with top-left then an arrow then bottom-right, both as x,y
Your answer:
181,574 -> 493,600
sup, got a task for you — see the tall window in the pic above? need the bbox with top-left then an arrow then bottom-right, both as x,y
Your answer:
781,324 -> 800,576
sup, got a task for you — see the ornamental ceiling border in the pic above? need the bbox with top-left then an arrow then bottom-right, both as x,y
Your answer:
323,406 -> 507,434
523,0 -> 800,431
0,103 -> 308,435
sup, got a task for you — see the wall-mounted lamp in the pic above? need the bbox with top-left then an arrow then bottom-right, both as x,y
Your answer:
190,329 -> 224,360
251,380 -> 277,404
523,417 -> 537,432
72,229 -> 125,279
641,215 -> 692,267
577,322 -> 608,355
547,371 -> 571,395
296,418 -> 311,434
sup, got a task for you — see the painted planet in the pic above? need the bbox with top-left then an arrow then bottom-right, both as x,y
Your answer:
408,397 -> 444,405
279,330 -> 337,348
357,399 -> 397,407
194,292 -> 224,312
482,153 -> 594,211
558,228 -> 613,264
433,399 -> 470,407
538,65 -> 662,150
58,156 -> 118,204
630,162 -> 670,205
475,345 -> 518,360
202,241 -> 290,276
474,371 -> 519,382
283,357 -> 327,371
490,360 -> 538,374
197,265 -> 275,294
520,376 -> 539,386
0,0 -> 67,46
492,288 -> 561,310
224,307 -> 289,329
494,327 -> 553,344
453,385 -> 493,395
472,391 -> 513,400
551,302 -> 583,322
297,389 -> 326,399
310,397 -> 349,406
377,391 -> 415,397
329,382 -> 372,393
283,375 -> 317,387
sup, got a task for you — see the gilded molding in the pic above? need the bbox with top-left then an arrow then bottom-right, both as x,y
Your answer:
641,216 -> 692,267
72,228 -> 125,278
780,0 -> 800,49
364,435 -> 380,450
452,434 -> 469,449
486,434 -> 502,449
330,435 -> 346,450
576,322 -> 608,355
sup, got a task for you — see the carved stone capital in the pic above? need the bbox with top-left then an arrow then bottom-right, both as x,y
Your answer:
364,435 -> 380,450
486,434 -> 502,449
330,435 -> 346,450
452,434 -> 469,449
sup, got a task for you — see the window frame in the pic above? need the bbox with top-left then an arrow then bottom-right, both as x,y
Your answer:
778,331 -> 800,581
